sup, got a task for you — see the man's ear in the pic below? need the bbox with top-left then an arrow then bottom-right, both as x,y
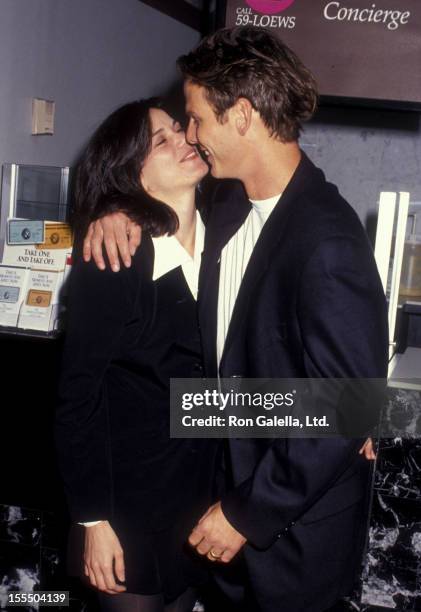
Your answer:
233,97 -> 253,136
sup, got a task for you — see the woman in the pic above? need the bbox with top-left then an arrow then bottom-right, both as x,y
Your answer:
55,99 -> 216,612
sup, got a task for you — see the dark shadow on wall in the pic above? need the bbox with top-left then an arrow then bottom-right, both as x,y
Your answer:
311,103 -> 421,133
161,78 -> 189,125
366,211 -> 380,247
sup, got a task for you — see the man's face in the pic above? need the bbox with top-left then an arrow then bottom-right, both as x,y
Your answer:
184,81 -> 239,179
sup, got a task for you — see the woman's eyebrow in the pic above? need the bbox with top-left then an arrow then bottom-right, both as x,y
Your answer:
152,120 -> 180,137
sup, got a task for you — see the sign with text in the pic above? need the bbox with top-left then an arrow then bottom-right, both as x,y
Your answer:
170,378 -> 393,438
224,0 -> 421,106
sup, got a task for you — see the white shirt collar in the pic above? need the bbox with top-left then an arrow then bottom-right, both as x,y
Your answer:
151,210 -> 205,299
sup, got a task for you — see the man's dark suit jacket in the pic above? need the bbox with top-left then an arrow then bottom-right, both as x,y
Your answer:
198,153 -> 388,611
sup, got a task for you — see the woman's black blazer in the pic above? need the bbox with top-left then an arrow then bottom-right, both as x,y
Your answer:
55,234 -> 215,532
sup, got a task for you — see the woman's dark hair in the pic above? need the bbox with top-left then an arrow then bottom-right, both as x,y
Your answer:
74,98 -> 178,238
177,26 -> 318,142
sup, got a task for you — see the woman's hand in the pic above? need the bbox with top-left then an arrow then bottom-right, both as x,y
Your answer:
359,437 -> 376,460
83,212 -> 142,272
84,520 -> 127,594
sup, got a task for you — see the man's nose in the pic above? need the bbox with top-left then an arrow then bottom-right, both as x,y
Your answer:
186,120 -> 197,145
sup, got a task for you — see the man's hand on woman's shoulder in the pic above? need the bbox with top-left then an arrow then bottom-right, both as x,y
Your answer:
83,212 -> 141,272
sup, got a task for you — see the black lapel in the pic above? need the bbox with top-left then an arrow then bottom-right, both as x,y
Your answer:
219,153 -> 322,372
198,180 -> 251,376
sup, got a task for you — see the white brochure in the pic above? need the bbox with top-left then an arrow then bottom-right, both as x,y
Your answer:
0,265 -> 30,327
18,269 -> 64,332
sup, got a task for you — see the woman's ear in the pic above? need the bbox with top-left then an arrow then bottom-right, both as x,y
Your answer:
234,97 -> 253,136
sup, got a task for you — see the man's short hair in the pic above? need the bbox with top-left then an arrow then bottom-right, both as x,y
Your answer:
178,26 -> 318,142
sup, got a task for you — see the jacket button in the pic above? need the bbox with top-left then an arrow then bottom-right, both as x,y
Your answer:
278,524 -> 293,538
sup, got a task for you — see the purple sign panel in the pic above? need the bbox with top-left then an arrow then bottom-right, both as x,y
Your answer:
224,0 -> 421,105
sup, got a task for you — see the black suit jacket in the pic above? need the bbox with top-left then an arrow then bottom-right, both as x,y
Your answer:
198,153 -> 388,610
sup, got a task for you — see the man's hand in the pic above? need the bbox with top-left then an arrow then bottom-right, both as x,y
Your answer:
359,437 -> 376,460
83,212 -> 141,272
84,520 -> 126,594
189,501 -> 247,564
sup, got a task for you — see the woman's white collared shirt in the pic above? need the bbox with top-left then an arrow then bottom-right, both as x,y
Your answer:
152,210 -> 205,300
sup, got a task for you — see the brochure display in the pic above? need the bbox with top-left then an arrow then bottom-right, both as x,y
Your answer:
0,219 -> 72,333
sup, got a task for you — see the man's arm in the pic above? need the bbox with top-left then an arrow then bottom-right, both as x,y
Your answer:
83,212 -> 141,271
224,235 -> 387,547
190,435 -> 376,562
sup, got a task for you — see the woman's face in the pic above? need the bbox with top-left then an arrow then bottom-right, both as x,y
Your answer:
140,108 -> 208,200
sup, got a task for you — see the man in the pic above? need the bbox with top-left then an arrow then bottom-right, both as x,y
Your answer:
84,27 -> 387,611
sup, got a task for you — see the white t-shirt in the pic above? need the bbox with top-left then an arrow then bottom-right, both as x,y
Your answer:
216,193 -> 282,367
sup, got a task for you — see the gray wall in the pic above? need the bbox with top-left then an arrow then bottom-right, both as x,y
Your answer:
301,106 -> 421,231
0,0 -> 419,229
0,0 -> 200,169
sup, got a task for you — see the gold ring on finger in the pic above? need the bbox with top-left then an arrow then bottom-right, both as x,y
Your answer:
209,549 -> 222,559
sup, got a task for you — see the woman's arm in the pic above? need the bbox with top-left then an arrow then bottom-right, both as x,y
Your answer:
84,521 -> 126,594
56,258 -> 138,593
55,258 -> 134,522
